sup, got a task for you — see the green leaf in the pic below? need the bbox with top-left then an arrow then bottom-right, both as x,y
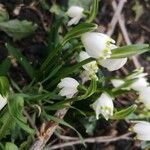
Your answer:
5,142 -> 18,150
86,0 -> 99,23
40,23 -> 97,71
0,76 -> 9,96
8,94 -> 34,134
111,44 -> 149,58
0,5 -> 9,22
0,112 -> 14,140
63,23 -> 97,44
0,58 -> 11,76
6,43 -> 36,79
112,104 -> 137,120
79,79 -> 97,100
0,19 -> 37,40
49,58 -> 95,87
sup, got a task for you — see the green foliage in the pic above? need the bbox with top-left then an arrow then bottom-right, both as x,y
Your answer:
8,94 -> 34,134
111,44 -> 150,58
5,142 -> 18,150
0,5 -> 9,22
0,76 -> 9,96
0,19 -> 38,41
112,105 -> 137,120
86,0 -> 99,23
6,43 -> 36,79
0,58 -> 11,76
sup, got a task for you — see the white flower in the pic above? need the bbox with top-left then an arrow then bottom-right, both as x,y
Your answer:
132,121 -> 150,141
138,87 -> 150,109
91,93 -> 114,120
99,45 -> 127,71
0,94 -> 7,111
81,32 -> 115,59
111,79 -> 125,88
130,77 -> 149,91
67,6 -> 84,26
58,77 -> 79,99
79,51 -> 98,74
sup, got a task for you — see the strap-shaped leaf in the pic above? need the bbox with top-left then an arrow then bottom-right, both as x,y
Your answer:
63,23 -> 97,44
79,79 -> 97,100
0,58 -> 11,76
6,43 -> 36,79
0,19 -> 37,40
86,0 -> 99,23
111,104 -> 137,120
49,58 -> 95,87
111,44 -> 149,58
8,94 -> 34,134
0,76 -> 9,96
41,23 -> 97,71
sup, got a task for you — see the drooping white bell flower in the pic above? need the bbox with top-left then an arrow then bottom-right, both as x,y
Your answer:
0,94 -> 7,111
79,51 -> 98,74
58,77 -> 79,99
132,121 -> 150,141
81,32 -> 115,59
91,93 -> 114,120
67,6 -> 84,26
99,45 -> 127,71
111,79 -> 125,88
138,87 -> 150,109
130,77 -> 149,92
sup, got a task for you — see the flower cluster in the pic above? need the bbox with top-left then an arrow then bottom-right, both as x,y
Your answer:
56,5 -> 150,141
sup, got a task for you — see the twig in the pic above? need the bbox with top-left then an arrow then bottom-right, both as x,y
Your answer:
23,109 -> 39,136
47,133 -> 132,150
107,0 -> 127,36
111,0 -> 141,68
29,108 -> 68,150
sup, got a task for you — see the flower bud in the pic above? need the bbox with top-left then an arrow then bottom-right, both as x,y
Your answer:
138,87 -> 150,109
132,121 -> 150,141
111,79 -> 125,88
67,6 -> 84,26
91,93 -> 114,120
81,32 -> 115,59
0,94 -> 7,111
58,77 -> 79,99
79,51 -> 98,74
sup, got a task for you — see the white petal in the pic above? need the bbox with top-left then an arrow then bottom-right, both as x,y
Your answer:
67,6 -> 83,26
133,121 -> 150,135
0,95 -> 7,110
137,133 -> 150,141
99,58 -> 127,71
59,87 -> 77,97
67,16 -> 81,26
139,87 -> 150,109
67,6 -> 84,18
130,78 -> 149,91
111,79 -> 125,88
81,32 -> 115,59
58,77 -> 79,88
